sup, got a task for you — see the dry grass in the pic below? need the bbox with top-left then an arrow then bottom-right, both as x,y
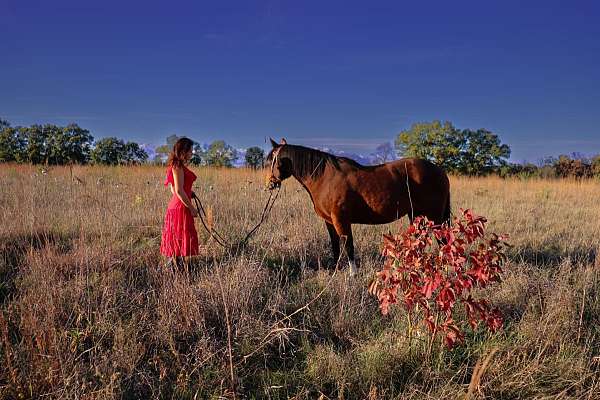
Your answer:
1,164 -> 599,399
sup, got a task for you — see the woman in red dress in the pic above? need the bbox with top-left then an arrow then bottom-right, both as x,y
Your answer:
160,137 -> 199,265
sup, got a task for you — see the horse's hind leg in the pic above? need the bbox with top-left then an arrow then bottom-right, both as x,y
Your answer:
423,206 -> 447,226
325,221 -> 340,266
331,215 -> 357,276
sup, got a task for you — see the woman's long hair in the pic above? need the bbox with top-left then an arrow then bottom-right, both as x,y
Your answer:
167,137 -> 194,169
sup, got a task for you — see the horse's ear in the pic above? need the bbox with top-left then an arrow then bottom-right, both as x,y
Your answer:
280,138 -> 287,145
269,137 -> 278,148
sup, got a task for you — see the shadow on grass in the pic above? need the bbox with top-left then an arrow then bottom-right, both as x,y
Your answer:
0,230 -> 76,304
512,243 -> 597,267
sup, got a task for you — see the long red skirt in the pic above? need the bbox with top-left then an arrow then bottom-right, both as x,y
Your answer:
160,204 -> 199,257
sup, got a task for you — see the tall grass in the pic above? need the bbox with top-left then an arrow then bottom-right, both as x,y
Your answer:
1,164 -> 599,399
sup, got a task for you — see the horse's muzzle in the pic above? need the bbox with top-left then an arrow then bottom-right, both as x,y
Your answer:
267,177 -> 282,190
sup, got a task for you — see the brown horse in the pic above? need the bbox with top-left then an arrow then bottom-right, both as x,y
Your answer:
266,138 -> 451,275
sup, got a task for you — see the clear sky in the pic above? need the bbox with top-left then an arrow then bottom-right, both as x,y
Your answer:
1,0 -> 599,162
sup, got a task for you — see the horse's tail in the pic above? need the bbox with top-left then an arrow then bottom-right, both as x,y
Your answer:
443,192 -> 451,226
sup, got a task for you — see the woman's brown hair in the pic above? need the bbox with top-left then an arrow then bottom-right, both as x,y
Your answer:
167,137 -> 194,169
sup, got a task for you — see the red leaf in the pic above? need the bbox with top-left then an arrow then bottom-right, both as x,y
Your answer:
372,207 -> 508,348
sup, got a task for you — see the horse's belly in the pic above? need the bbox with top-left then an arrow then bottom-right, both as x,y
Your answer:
349,200 -> 407,224
351,210 -> 402,225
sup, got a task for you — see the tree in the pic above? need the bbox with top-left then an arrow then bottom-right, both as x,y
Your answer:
371,142 -> 395,164
91,137 -> 121,165
245,146 -> 265,169
190,142 -> 207,165
498,162 -> 538,178
0,126 -> 27,162
395,120 -> 511,175
592,155 -> 600,179
155,135 -> 193,164
0,118 -> 9,130
91,137 -> 148,165
48,124 -> 94,164
553,155 -> 592,178
166,134 -> 179,147
23,125 -> 50,164
154,144 -> 170,163
205,140 -> 237,167
395,121 -> 463,171
458,129 -> 511,175
123,141 -> 149,164
18,123 -> 94,165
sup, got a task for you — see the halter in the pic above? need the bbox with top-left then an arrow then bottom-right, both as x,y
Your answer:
267,145 -> 284,189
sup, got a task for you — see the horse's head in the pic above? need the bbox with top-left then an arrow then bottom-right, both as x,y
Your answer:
265,138 -> 292,190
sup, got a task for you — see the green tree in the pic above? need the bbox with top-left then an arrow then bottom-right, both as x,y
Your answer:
23,125 -> 50,164
498,162 -> 538,178
19,123 -> 93,165
395,120 -> 511,175
245,146 -> 265,169
123,141 -> 149,164
458,129 -> 511,175
155,135 -> 182,164
190,142 -> 207,165
592,155 -> 600,179
206,140 -> 237,167
154,144 -> 170,163
91,137 -> 122,165
47,124 -> 94,165
395,121 -> 463,171
0,126 -> 27,162
91,137 -> 148,165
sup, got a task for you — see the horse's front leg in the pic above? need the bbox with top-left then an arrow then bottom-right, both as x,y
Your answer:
331,215 -> 357,276
325,221 -> 340,266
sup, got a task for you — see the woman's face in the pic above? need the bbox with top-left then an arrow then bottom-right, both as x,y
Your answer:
184,147 -> 193,161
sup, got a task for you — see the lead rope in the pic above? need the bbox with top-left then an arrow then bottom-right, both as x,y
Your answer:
239,186 -> 281,245
191,193 -> 230,248
405,162 -> 414,221
191,186 -> 281,250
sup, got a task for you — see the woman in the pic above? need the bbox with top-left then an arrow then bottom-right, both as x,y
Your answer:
160,137 -> 199,265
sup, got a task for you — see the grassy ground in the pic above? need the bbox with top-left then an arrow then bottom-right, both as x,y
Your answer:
1,164 -> 599,399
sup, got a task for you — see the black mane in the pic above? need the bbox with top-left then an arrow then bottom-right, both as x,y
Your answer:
271,144 -> 367,180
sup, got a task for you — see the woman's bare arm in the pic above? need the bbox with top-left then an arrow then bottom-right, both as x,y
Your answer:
172,167 -> 198,216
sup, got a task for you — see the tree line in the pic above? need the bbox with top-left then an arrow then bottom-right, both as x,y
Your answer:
0,119 -> 266,168
2,117 -> 599,178
497,154 -> 600,179
0,119 -> 148,165
153,134 -> 264,168
395,120 -> 600,179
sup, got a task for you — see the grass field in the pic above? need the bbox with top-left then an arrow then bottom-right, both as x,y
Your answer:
1,164 -> 600,399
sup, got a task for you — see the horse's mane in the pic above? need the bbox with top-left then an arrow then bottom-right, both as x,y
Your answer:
278,145 -> 364,179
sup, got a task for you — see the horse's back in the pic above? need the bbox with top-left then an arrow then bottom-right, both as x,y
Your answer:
328,158 -> 447,224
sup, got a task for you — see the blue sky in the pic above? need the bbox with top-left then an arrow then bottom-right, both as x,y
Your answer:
1,0 -> 599,162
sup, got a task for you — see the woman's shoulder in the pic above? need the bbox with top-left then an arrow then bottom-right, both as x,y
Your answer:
169,165 -> 186,173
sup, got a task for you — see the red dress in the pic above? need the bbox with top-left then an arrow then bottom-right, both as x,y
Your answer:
160,166 -> 200,257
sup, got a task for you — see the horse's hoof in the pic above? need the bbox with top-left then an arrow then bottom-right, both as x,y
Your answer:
348,260 -> 357,276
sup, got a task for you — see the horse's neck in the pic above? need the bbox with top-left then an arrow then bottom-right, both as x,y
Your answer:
292,161 -> 328,196
292,171 -> 313,192
292,174 -> 321,207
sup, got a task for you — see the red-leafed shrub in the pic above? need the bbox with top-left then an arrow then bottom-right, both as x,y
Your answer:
369,209 -> 509,349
